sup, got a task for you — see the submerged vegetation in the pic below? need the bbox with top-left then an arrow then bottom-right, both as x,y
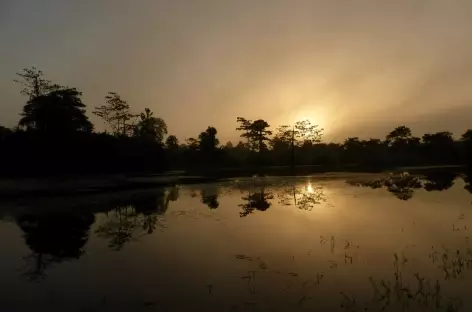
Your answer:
1,67 -> 472,177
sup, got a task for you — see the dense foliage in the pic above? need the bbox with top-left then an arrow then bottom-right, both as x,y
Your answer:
1,67 -> 472,177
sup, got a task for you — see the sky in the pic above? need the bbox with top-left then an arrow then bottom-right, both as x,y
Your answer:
1,0 -> 472,143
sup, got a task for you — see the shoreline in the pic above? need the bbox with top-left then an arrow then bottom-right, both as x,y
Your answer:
0,165 -> 465,199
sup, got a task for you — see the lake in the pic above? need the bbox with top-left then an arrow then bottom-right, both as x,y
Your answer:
1,170 -> 472,311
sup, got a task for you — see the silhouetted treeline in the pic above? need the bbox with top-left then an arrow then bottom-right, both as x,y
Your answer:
1,67 -> 472,177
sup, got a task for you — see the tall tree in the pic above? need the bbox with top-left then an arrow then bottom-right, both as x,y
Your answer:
386,126 -> 412,146
14,67 -> 62,99
185,137 -> 199,150
385,126 -> 420,165
165,135 -> 179,149
342,137 -> 363,164
422,131 -> 456,164
461,129 -> 472,165
19,88 -> 93,134
249,119 -> 272,152
198,126 -> 219,152
276,120 -> 323,146
93,92 -> 136,136
275,120 -> 323,167
236,117 -> 253,147
134,108 -> 167,143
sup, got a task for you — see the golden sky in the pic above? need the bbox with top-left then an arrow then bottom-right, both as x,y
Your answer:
1,0 -> 472,142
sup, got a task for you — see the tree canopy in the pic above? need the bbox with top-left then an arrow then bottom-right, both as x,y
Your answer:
93,92 -> 136,136
19,88 -> 93,134
134,108 -> 168,143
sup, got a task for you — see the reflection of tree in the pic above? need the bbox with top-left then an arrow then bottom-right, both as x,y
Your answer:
95,206 -> 137,251
277,182 -> 326,210
239,188 -> 273,217
231,179 -> 326,215
347,173 -> 430,200
422,171 -> 458,191
17,212 -> 95,281
96,188 -> 178,250
200,185 -> 220,209
297,192 -> 326,210
202,195 -> 219,209
167,186 -> 180,202
463,169 -> 472,194
385,174 -> 422,200
134,193 -> 162,235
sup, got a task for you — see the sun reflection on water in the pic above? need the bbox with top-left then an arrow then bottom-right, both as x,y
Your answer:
306,183 -> 314,194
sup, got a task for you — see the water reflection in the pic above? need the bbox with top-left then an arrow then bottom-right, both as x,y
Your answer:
423,171 -> 457,192
95,187 -> 179,250
464,169 -> 472,194
233,178 -> 327,216
16,212 -> 94,281
239,188 -> 273,217
200,185 -> 220,209
277,181 -> 327,210
2,172 -> 472,310
346,170 -> 470,200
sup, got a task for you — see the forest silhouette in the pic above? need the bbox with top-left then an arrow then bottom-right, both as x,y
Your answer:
1,67 -> 472,177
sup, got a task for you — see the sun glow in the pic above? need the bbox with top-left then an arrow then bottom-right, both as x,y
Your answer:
290,107 -> 330,135
306,183 -> 314,194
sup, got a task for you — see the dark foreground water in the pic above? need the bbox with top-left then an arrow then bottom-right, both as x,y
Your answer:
1,171 -> 472,311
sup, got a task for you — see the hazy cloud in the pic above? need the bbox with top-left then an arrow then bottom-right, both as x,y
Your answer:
1,0 -> 472,142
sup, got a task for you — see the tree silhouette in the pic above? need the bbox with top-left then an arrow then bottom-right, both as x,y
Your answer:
386,126 -> 412,145
93,92 -> 137,136
385,126 -> 421,166
19,88 -> 93,134
134,108 -> 167,143
236,118 -> 272,152
14,67 -> 62,99
343,137 -> 363,164
198,127 -> 219,152
461,129 -> 472,166
165,135 -> 179,149
274,120 -> 322,168
249,119 -> 272,152
236,117 -> 253,147
422,132 -> 457,164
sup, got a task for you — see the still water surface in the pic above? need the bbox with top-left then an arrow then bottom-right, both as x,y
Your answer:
1,171 -> 472,311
